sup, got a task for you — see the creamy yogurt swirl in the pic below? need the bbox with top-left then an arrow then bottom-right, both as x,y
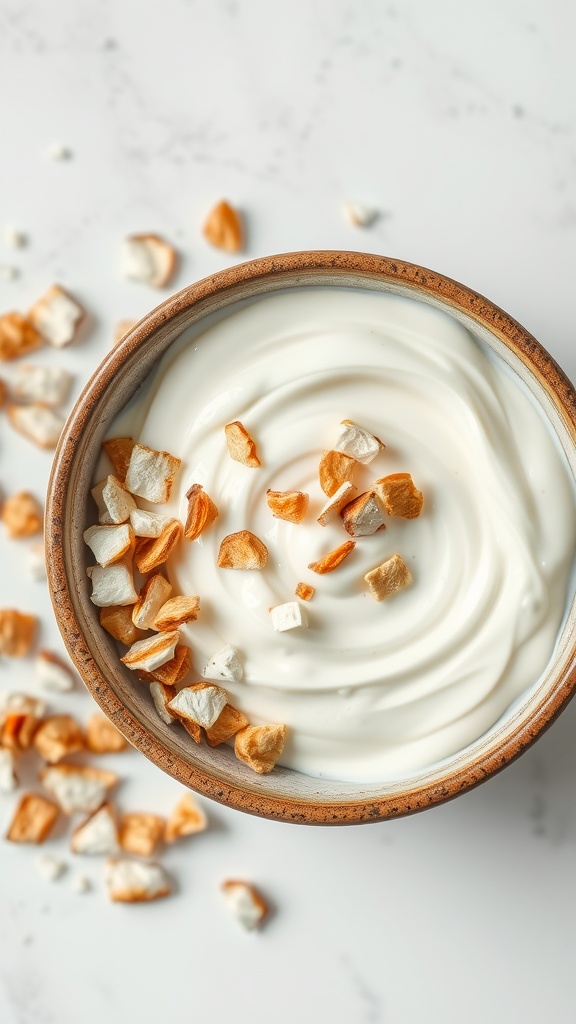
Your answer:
113,288 -> 576,781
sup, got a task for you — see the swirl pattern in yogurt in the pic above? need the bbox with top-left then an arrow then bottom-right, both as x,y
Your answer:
109,288 -> 576,781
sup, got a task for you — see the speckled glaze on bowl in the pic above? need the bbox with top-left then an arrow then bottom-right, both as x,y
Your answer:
46,251 -> 576,824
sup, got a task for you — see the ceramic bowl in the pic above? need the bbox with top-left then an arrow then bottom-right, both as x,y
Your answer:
46,251 -> 576,824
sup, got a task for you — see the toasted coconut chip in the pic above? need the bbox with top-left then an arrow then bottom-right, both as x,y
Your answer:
153,595 -> 200,632
221,880 -> 269,931
0,608 -> 37,656
180,718 -> 203,744
33,715 -> 85,764
134,520 -> 183,574
0,312 -> 43,361
149,681 -> 177,725
224,421 -> 261,467
217,530 -> 268,570
102,437 -> 136,483
202,643 -> 243,683
165,792 -> 207,843
295,582 -> 315,601
139,645 -> 191,687
7,403 -> 64,448
121,630 -> 180,673
308,540 -> 355,575
317,481 -> 357,526
130,508 -> 173,539
341,491 -> 386,537
0,692 -> 45,720
184,484 -> 219,541
119,813 -> 165,857
89,563 -> 138,608
105,857 -> 171,902
335,419 -> 383,464
2,491 -> 43,539
7,793 -> 59,843
36,853 -> 66,881
266,489 -> 308,523
0,748 -> 18,792
113,319 -> 137,345
40,764 -> 117,814
235,724 -> 287,775
319,449 -> 356,497
100,605 -> 145,646
91,475 -> 137,525
122,234 -> 178,288
168,682 -> 228,729
83,523 -> 133,567
0,712 -> 40,751
203,200 -> 243,253
71,803 -> 119,856
29,284 -> 86,347
205,704 -> 249,747
373,473 -> 424,519
27,542 -> 47,581
270,602 -> 308,632
132,574 -> 172,630
125,443 -> 181,504
36,650 -> 75,693
342,202 -> 379,227
85,713 -> 128,754
12,363 -> 73,406
364,553 -> 413,602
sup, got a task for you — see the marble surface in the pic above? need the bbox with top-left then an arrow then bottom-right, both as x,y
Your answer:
1,2 -> 576,1021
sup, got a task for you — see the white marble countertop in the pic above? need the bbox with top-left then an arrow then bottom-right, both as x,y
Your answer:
1,2 -> 576,1022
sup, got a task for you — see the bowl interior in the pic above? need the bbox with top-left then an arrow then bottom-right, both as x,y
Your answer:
47,253 -> 576,823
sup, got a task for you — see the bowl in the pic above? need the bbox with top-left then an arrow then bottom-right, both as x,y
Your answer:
46,251 -> 576,824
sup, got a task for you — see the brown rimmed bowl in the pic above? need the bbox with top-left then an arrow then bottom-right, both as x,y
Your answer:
46,251 -> 576,825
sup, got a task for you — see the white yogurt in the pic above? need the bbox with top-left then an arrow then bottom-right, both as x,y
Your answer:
108,288 -> 576,782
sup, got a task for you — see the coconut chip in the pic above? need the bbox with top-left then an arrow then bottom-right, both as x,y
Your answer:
234,724 -> 287,775
164,792 -> 207,843
270,602 -> 308,632
0,312 -> 43,361
119,813 -> 165,857
364,553 -> 413,602
335,420 -> 383,464
149,681 -> 177,725
1,491 -> 43,539
71,803 -> 119,856
373,473 -> 424,519
221,880 -> 269,931
40,764 -> 117,814
341,491 -> 386,537
33,715 -> 85,763
133,520 -> 183,574
167,682 -> 228,730
308,540 -> 356,575
83,523 -> 134,567
12,364 -> 73,406
105,857 -> 171,902
295,582 -> 315,601
130,508 -> 173,539
132,574 -> 173,630
205,704 -> 249,747
318,449 -> 357,497
85,713 -> 127,754
100,605 -> 145,646
202,644 -> 243,683
224,421 -> 261,467
36,650 -> 75,692
317,481 -> 357,526
153,595 -> 200,632
125,443 -> 181,504
0,608 -> 37,656
139,645 -> 191,687
88,562 -> 138,608
7,403 -> 64,448
203,200 -> 243,253
184,484 -> 219,541
121,234 -> 178,288
217,530 -> 268,570
7,793 -> 59,843
91,476 -> 137,525
120,631 -> 180,673
102,437 -> 136,483
266,489 -> 308,523
29,284 -> 86,347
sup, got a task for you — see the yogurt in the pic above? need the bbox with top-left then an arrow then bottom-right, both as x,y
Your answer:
108,288 -> 576,782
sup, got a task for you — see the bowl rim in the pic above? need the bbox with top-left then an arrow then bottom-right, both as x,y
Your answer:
46,250 -> 576,825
